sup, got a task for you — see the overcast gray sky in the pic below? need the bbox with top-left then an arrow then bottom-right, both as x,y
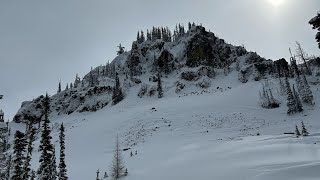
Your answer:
0,0 -> 319,120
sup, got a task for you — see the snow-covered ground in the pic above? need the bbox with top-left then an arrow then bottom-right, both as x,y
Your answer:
10,76 -> 320,180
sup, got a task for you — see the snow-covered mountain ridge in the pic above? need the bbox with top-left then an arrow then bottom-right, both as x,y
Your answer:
13,25 -> 276,124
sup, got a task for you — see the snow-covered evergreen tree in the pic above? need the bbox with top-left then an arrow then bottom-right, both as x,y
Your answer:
50,146 -> 58,180
74,74 -> 81,88
112,73 -> 124,105
30,170 -> 36,180
58,123 -> 68,180
12,130 -> 27,180
285,78 -> 297,115
116,44 -> 125,55
37,94 -> 55,180
292,84 -> 303,112
301,121 -> 309,136
22,127 -> 36,180
279,78 -> 286,96
301,75 -> 314,106
157,71 -> 163,98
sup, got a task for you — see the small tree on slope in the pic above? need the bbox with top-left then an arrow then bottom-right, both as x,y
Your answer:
157,71 -> 163,98
295,125 -> 301,137
301,75 -> 314,106
58,123 -> 68,180
285,78 -> 297,114
301,121 -> 309,136
292,84 -> 303,112
110,136 -> 126,179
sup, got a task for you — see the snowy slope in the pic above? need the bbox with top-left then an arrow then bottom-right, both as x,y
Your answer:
8,74 -> 320,180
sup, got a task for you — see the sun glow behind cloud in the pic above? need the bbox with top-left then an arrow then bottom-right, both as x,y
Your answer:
267,0 -> 285,7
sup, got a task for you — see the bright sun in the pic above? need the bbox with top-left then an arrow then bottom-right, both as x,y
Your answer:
268,0 -> 285,7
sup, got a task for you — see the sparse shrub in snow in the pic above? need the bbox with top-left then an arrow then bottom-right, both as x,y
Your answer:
148,75 -> 158,82
175,81 -> 185,93
197,76 -> 211,89
131,77 -> 141,84
197,66 -> 215,78
148,85 -> 157,97
181,71 -> 199,81
238,69 -> 249,83
137,84 -> 149,98
259,83 -> 279,109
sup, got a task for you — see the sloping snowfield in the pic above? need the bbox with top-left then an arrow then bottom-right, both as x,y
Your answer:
10,77 -> 320,180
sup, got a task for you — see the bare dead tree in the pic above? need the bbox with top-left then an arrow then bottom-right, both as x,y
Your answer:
295,41 -> 312,75
110,136 -> 126,179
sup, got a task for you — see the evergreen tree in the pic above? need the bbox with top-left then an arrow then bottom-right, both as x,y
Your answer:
295,125 -> 301,137
295,42 -> 312,75
57,81 -> 61,93
5,155 -> 11,180
301,121 -> 309,136
89,67 -> 95,87
129,41 -> 141,76
58,123 -> 68,180
140,30 -> 145,42
65,84 -> 69,91
30,170 -> 36,180
136,31 -> 140,43
38,94 -> 55,180
116,44 -> 125,55
157,71 -> 163,98
279,78 -> 286,96
70,83 -> 73,90
309,12 -> 320,49
188,22 -> 192,31
96,169 -> 100,180
22,127 -> 36,180
285,78 -> 297,114
12,131 -> 27,180
147,29 -> 151,41
74,74 -> 81,88
50,146 -> 58,180
295,74 -> 304,96
110,136 -> 126,179
112,73 -> 124,105
301,74 -> 314,106
292,84 -> 303,112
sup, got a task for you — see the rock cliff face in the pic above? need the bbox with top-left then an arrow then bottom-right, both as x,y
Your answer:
13,25 -> 274,124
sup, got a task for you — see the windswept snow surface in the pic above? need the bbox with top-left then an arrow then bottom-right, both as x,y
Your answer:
10,78 -> 320,180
